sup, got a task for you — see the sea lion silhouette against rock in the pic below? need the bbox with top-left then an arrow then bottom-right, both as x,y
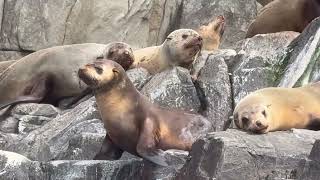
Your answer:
0,42 -> 134,110
78,60 -> 211,166
246,0 -> 320,38
233,82 -> 320,133
197,15 -> 225,51
131,29 -> 203,74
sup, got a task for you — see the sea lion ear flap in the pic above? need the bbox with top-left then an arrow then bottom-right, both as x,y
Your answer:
112,67 -> 118,73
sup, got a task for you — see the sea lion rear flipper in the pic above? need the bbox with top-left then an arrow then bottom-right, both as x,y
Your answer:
94,134 -> 123,160
136,118 -> 169,166
0,73 -> 53,110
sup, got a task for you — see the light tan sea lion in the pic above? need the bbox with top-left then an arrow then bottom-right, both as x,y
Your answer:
246,0 -> 320,38
78,60 -> 211,166
197,15 -> 225,51
0,42 -> 134,110
131,29 -> 203,74
233,82 -> 320,133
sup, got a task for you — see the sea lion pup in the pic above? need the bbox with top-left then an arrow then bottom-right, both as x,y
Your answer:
0,42 -> 134,110
246,0 -> 320,38
233,82 -> 320,134
78,60 -> 211,166
197,15 -> 225,51
130,29 -> 203,74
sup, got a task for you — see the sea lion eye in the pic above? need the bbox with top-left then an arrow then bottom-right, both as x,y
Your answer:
182,34 -> 188,39
241,117 -> 250,126
262,110 -> 266,117
166,37 -> 173,40
94,66 -> 103,74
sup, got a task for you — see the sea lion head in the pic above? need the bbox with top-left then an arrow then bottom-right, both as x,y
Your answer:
163,29 -> 203,68
78,59 -> 125,90
198,15 -> 225,51
103,42 -> 134,70
233,104 -> 270,134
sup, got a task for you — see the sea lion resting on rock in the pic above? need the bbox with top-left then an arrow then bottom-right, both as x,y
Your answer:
78,60 -> 211,166
131,29 -> 203,74
246,0 -> 320,38
0,42 -> 134,110
233,82 -> 320,134
197,15 -> 225,51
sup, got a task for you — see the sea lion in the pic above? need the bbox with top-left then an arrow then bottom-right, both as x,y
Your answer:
197,15 -> 225,51
131,29 -> 203,74
0,60 -> 17,73
246,0 -> 320,38
233,82 -> 320,134
78,60 -> 211,166
0,42 -> 134,110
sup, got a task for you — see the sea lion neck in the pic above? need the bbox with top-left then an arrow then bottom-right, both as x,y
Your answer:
94,76 -> 141,116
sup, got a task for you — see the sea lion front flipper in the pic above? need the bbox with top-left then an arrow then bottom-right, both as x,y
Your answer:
94,134 -> 123,160
136,118 -> 169,166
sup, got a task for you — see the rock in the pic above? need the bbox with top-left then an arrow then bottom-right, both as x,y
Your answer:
256,0 -> 274,6
175,129 -> 320,180
10,103 -> 61,134
278,18 -> 320,88
297,140 -> 320,180
0,0 -> 183,51
0,150 -> 44,179
127,67 -> 152,90
0,0 -> 77,51
180,0 -> 258,48
0,51 -> 29,61
141,67 -> 201,112
192,51 -> 233,131
3,98 -> 103,161
232,31 -> 299,104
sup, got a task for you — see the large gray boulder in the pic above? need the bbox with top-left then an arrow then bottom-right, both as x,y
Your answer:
175,129 -> 320,180
0,51 -> 28,62
232,31 -> 299,104
180,0 -> 258,48
2,98 -> 104,161
297,140 -> 320,180
142,67 -> 201,112
192,50 -> 233,131
278,17 -> 320,88
0,0 -> 183,51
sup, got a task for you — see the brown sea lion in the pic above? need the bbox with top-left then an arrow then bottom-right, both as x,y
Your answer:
0,42 -> 134,110
233,82 -> 320,134
131,29 -> 203,74
78,60 -> 211,166
246,0 -> 320,38
197,15 -> 225,51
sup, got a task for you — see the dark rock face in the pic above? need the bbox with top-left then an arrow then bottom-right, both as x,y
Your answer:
176,129 -> 320,180
297,140 -> 320,180
142,67 -> 201,112
193,51 -> 233,130
231,31 -> 299,105
278,17 -> 320,88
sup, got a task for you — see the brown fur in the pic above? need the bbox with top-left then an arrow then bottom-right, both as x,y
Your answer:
246,0 -> 320,38
131,29 -> 203,74
78,60 -> 211,166
197,15 -> 225,51
233,82 -> 320,133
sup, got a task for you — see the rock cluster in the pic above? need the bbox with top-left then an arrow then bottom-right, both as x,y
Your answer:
0,0 -> 320,180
